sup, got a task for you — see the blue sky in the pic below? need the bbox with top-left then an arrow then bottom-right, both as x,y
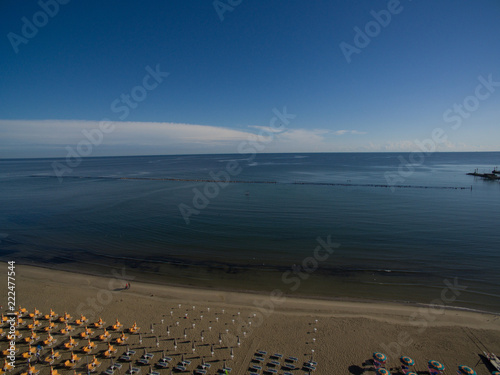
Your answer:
1,0 -> 499,158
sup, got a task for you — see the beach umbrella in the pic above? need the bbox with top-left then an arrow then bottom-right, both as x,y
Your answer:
428,360 -> 445,372
400,356 -> 415,366
230,347 -> 234,359
373,352 -> 387,362
491,372 -> 499,375
211,345 -> 214,356
406,372 -> 418,375
458,366 -> 476,375
376,368 -> 390,375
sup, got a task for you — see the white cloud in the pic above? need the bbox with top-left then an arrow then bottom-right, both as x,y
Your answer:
333,129 -> 366,136
0,119 -> 334,157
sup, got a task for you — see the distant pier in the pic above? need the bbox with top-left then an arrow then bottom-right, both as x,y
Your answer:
467,167 -> 500,180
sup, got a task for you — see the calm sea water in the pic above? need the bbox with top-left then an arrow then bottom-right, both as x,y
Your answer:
1,152 -> 499,312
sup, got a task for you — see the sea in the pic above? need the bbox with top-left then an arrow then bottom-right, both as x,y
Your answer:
1,152 -> 499,313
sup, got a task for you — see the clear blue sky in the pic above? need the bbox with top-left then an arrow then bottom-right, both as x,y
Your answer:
1,0 -> 499,158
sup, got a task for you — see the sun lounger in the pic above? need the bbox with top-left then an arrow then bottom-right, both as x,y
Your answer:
286,356 -> 298,362
264,369 -> 277,374
303,364 -> 316,371
174,366 -> 187,372
268,360 -> 280,367
127,366 -> 141,374
271,353 -> 283,359
253,357 -> 265,363
257,350 -> 267,356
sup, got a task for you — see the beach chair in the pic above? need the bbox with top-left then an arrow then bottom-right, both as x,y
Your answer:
268,360 -> 280,367
2,360 -> 14,372
129,322 -> 140,333
83,340 -> 96,354
104,344 -> 117,358
21,365 -> 39,375
94,318 -> 105,328
99,329 -> 111,341
127,363 -> 141,374
44,309 -> 58,320
91,356 -> 101,368
29,309 -> 41,318
59,312 -> 71,322
282,363 -> 296,370
71,352 -> 81,363
18,306 -> 28,315
75,315 -> 87,326
116,332 -> 129,345
44,321 -> 56,332
64,360 -> 76,369
50,366 -> 60,375
112,319 -> 122,330
43,334 -> 57,346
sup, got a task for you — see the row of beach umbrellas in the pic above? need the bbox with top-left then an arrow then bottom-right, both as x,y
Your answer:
373,352 -> 480,375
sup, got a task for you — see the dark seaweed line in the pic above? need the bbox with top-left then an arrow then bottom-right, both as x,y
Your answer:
30,175 -> 471,190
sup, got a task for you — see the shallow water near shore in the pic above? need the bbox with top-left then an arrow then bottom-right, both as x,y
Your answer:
1,152 -> 499,312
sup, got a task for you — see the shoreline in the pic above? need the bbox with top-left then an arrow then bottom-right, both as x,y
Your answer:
4,262 -> 500,321
6,254 -> 500,315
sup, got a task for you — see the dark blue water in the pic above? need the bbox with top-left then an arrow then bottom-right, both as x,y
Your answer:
1,153 -> 499,312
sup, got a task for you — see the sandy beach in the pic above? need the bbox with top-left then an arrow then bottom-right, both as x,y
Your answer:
1,264 -> 499,375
